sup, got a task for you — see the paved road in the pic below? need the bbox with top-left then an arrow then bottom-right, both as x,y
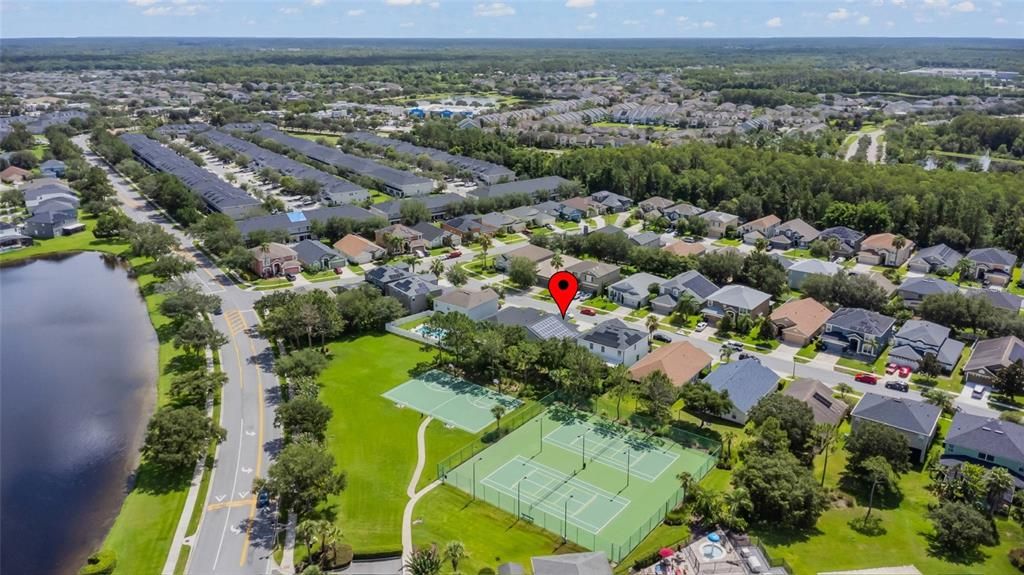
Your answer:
74,136 -> 281,575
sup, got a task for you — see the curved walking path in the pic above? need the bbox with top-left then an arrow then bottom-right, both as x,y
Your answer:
402,417 -> 443,571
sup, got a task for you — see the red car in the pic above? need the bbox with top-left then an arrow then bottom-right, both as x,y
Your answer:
885,363 -> 898,375
334,267 -> 344,275
446,250 -> 462,259
854,373 -> 879,385
897,365 -> 912,378
580,308 -> 596,316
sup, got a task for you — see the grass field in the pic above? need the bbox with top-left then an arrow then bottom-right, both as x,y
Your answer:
317,334 -> 476,553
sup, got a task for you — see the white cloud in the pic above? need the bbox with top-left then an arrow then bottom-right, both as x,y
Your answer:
306,0 -> 325,5
474,2 -> 514,17
386,0 -> 421,5
622,19 -> 641,25
653,8 -> 665,16
429,1 -> 440,7
870,0 -> 884,5
565,0 -> 594,7
995,16 -> 1008,23
951,1 -> 976,11
765,16 -> 782,27
586,11 -> 597,18
399,20 -> 415,27
347,8 -> 365,15
891,0 -> 905,4
885,19 -> 895,26
279,6 -> 301,14
128,0 -> 159,5
701,20 -> 715,28
923,0 -> 947,6
857,15 -> 870,24
142,1 -> 206,16
827,7 -> 850,20
676,15 -> 688,22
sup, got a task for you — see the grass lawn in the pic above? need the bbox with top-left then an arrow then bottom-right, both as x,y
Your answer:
0,215 -> 126,264
413,486 -> 585,574
555,221 -> 580,231
31,142 -> 48,160
369,190 -> 392,204
582,296 -> 620,312
911,345 -> 971,393
302,269 -> 336,281
500,234 -> 528,245
286,131 -> 340,146
253,278 -> 291,290
1009,267 -> 1024,296
400,315 -> 431,331
317,334 -> 476,554
712,238 -> 742,247
795,342 -> 819,363
429,246 -> 452,257
835,347 -> 890,375
626,308 -> 651,320
782,248 -> 827,261
461,259 -> 499,279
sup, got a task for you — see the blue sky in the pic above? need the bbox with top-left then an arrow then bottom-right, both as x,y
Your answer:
2,0 -> 1021,39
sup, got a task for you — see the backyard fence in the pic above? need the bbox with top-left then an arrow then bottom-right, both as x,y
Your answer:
385,311 -> 435,345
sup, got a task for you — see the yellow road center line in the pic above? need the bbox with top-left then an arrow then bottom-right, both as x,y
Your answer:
206,498 -> 255,511
239,313 -> 266,567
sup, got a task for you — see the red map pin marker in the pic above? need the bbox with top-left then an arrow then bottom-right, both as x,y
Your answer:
548,270 -> 579,319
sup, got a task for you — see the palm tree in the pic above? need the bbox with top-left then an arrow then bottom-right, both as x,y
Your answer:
891,235 -> 906,264
720,346 -> 734,363
383,233 -> 404,255
673,293 -> 698,319
722,431 -> 736,462
551,251 -> 564,270
403,255 -> 419,274
645,314 -> 660,342
862,456 -> 895,521
754,238 -> 768,253
814,423 -> 838,487
491,404 -> 506,431
836,382 -> 853,400
430,257 -> 445,278
985,467 -> 1016,515
478,234 -> 493,268
405,546 -> 442,575
724,486 -> 752,518
677,471 -> 696,506
317,522 -> 343,568
605,364 -> 633,421
296,519 -> 320,562
955,257 -> 973,286
443,541 -> 468,574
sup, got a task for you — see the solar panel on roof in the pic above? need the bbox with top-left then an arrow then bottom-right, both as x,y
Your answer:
287,211 -> 307,223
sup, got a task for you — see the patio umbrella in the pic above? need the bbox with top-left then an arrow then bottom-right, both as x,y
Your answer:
659,548 -> 674,558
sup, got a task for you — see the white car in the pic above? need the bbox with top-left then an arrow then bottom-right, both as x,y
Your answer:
694,321 -> 708,332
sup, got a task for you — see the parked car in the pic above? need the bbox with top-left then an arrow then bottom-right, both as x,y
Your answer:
653,333 -> 671,343
257,490 -> 270,508
738,352 -> 755,361
334,267 -> 344,275
885,363 -> 898,375
885,381 -> 909,392
682,236 -> 697,243
724,341 -> 745,352
694,321 -> 708,332
580,308 -> 597,316
855,373 -> 879,385
447,250 -> 462,259
897,365 -> 912,378
971,386 -> 986,400
213,304 -> 223,315
284,273 -> 296,281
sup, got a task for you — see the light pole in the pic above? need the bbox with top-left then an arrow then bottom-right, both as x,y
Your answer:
563,494 -> 574,543
472,457 -> 482,500
517,477 -> 523,517
626,449 -> 631,488
579,434 -> 587,470
539,417 -> 544,453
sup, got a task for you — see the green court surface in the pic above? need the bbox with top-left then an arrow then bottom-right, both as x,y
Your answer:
442,407 -> 717,561
382,370 -> 523,433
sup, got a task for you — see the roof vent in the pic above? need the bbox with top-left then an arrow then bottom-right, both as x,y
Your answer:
995,430 -> 1005,435
982,427 -> 992,432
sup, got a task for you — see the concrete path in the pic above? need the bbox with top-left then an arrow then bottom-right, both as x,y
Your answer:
401,417 -> 442,573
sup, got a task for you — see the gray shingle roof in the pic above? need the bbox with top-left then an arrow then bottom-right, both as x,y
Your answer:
471,176 -> 575,200
946,411 -> 1024,464
967,288 -> 1024,313
662,270 -> 718,300
491,307 -> 577,341
579,318 -> 646,350
965,336 -> 1024,374
703,358 -> 779,415
966,247 -> 1017,267
827,307 -> 896,337
851,393 -> 941,436
609,273 -> 667,297
899,277 -> 958,297
291,239 -> 342,265
706,284 -> 771,310
531,553 -> 611,575
895,319 -> 950,348
909,244 -> 962,270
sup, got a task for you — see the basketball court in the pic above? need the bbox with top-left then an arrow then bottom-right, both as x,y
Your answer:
382,369 -> 522,433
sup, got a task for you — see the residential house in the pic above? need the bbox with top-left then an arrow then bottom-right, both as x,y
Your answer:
857,233 -> 915,267
968,288 -> 1024,314
410,221 -> 460,249
385,275 -> 442,313
907,244 -> 963,274
292,239 -> 345,272
560,196 -> 602,218
471,176 -> 574,202
479,211 -> 526,234
897,277 -> 958,309
703,358 -> 780,424
866,271 -> 899,297
638,196 -> 674,215
650,270 -> 719,316
629,341 -> 712,387
818,226 -> 865,258
607,272 -> 667,309
740,215 -> 781,245
442,215 -> 498,238
531,552 -> 612,575
249,242 -> 301,278
537,255 -> 581,286
39,159 -> 66,178
783,378 -> 848,426
942,412 -> 1024,488
366,264 -> 413,291
770,253 -> 796,271
888,319 -> 965,373
629,231 -> 662,248
964,336 -> 1024,386
21,181 -> 79,210
699,210 -> 740,239
851,393 -> 941,463
374,224 -> 426,256
491,307 -> 578,341
0,165 -> 31,183
565,260 -> 621,293
661,203 -> 704,226
965,247 -> 1017,287
769,298 -> 832,346
0,222 -> 31,250
333,234 -> 386,264
503,205 -> 556,228
770,218 -> 820,250
821,307 -> 897,360
577,318 -> 649,366
663,240 -> 706,258
589,190 -> 632,213
788,259 -> 841,290
494,244 -> 554,272
701,284 -> 772,324
22,201 -> 78,239
433,288 -> 500,321
591,225 -> 627,238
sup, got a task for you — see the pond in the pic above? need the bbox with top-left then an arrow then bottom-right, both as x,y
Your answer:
1,252 -> 158,575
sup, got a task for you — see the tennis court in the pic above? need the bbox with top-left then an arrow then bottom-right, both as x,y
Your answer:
543,415 -> 678,481
381,369 -> 522,433
481,455 -> 629,533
